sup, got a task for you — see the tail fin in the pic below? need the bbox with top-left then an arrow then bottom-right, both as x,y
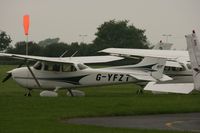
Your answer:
135,41 -> 173,67
150,58 -> 168,80
185,30 -> 200,91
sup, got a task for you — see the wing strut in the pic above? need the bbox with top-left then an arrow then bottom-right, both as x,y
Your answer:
26,62 -> 41,88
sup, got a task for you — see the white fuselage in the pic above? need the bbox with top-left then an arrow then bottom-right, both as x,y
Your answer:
11,66 -> 138,90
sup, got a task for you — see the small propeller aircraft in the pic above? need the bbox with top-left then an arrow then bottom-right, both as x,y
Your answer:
0,51 -> 171,97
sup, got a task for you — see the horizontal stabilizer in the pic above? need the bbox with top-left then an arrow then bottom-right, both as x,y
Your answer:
144,82 -> 194,94
159,74 -> 173,81
128,74 -> 156,81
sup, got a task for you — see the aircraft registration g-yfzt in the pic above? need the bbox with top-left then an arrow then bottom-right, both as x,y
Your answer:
0,53 -> 170,97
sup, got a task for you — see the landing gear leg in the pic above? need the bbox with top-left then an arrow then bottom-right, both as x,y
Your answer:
136,88 -> 144,95
67,89 -> 74,97
24,89 -> 32,96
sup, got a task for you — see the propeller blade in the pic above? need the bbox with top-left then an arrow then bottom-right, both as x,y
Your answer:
2,62 -> 25,83
2,73 -> 12,83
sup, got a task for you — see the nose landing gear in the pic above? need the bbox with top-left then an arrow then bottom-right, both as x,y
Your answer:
24,89 -> 32,96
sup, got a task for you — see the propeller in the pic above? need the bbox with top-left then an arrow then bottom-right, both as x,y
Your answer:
2,62 -> 25,83
2,60 -> 41,89
2,72 -> 12,83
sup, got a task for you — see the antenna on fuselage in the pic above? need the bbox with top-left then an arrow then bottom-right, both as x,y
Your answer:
70,51 -> 78,57
60,50 -> 68,57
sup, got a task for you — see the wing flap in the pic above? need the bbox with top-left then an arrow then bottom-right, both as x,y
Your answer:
144,82 -> 194,94
128,74 -> 156,81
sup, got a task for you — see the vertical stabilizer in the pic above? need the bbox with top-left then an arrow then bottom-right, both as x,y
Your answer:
150,58 -> 167,80
185,31 -> 200,91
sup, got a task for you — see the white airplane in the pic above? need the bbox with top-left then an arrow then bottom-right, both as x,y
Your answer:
100,31 -> 200,94
0,53 -> 170,97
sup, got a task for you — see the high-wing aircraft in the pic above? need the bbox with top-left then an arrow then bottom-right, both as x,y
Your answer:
100,32 -> 200,94
0,53 -> 170,97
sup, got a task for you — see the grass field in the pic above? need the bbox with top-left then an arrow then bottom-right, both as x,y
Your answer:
0,65 -> 200,133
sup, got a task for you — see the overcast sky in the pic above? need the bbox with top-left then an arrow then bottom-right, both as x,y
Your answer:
0,0 -> 200,49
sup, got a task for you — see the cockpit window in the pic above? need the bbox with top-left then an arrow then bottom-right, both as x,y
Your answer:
34,62 -> 42,70
77,63 -> 88,70
187,64 -> 192,70
62,63 -> 77,72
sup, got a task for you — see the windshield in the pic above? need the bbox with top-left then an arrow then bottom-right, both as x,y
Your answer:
33,62 -> 42,70
77,63 -> 88,70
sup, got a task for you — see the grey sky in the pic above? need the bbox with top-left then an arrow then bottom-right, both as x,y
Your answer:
0,0 -> 200,49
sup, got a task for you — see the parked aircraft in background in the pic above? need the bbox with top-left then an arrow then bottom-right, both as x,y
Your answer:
100,31 -> 200,94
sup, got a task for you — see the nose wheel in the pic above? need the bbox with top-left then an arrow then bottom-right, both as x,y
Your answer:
24,89 -> 32,96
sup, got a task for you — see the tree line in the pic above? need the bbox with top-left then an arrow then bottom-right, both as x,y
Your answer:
0,20 -> 150,64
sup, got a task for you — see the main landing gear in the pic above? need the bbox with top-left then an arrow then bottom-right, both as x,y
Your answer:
136,88 -> 144,95
66,89 -> 85,97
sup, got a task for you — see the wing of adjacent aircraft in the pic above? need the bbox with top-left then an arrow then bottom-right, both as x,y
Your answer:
144,82 -> 194,94
100,48 -> 189,62
0,53 -> 123,63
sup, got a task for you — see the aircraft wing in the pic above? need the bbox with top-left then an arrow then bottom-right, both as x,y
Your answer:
166,60 -> 183,68
0,53 -> 123,63
100,48 -> 189,61
144,82 -> 194,94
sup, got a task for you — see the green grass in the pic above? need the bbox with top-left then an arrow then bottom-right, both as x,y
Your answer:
0,65 -> 200,133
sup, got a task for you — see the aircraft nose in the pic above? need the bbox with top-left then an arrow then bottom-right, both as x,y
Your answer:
11,67 -> 30,81
2,68 -> 19,83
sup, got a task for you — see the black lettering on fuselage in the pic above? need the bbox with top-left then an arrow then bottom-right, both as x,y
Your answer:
96,74 -> 101,81
113,74 -> 118,81
108,74 -> 113,81
119,74 -> 123,81
126,75 -> 129,82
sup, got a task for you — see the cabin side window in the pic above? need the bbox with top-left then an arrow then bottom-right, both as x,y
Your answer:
44,62 -> 61,72
62,63 -> 77,72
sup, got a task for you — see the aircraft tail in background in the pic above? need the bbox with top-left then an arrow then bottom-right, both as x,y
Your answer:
185,30 -> 200,91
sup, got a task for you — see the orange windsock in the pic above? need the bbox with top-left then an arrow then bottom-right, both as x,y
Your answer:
23,15 -> 30,35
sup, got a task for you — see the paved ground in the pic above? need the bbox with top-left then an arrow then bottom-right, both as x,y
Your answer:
66,113 -> 200,132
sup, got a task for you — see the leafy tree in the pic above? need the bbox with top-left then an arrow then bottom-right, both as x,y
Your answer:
0,31 -> 12,51
93,20 -> 149,51
43,42 -> 69,57
7,41 -> 42,55
38,38 -> 60,47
